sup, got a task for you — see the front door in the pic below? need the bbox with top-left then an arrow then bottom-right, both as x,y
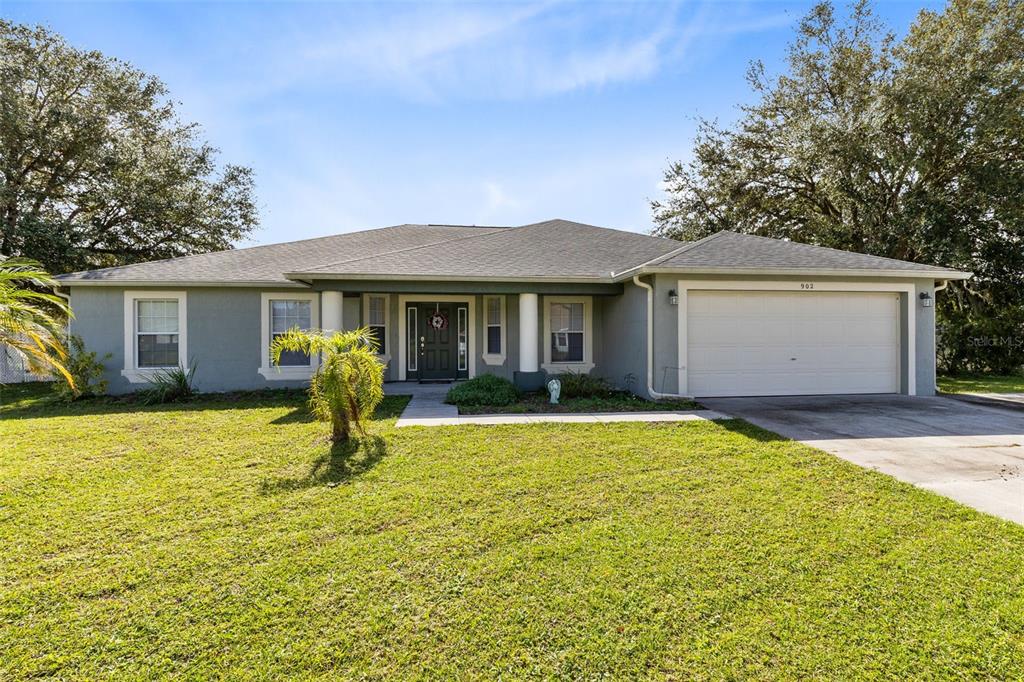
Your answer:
418,303 -> 456,381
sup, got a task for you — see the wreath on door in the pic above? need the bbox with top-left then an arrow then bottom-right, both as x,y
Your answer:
428,310 -> 449,330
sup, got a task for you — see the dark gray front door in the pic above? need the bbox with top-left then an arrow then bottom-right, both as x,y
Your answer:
419,303 -> 455,381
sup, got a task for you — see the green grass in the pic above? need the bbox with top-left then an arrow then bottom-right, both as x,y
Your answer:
459,391 -> 699,414
939,374 -> 1024,394
2,382 -> 1024,678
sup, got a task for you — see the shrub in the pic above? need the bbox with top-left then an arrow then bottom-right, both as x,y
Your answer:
446,374 -> 519,407
553,371 -> 615,399
139,364 -> 197,405
52,335 -> 110,401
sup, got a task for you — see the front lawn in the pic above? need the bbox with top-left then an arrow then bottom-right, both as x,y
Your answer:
939,373 -> 1024,394
3,383 -> 1023,678
458,391 -> 699,414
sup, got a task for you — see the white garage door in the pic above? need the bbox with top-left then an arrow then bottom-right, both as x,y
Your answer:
687,290 -> 900,397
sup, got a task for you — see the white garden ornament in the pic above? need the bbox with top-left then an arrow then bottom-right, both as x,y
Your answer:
546,378 -> 561,405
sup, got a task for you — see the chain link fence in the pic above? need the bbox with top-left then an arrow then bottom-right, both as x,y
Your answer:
0,344 -> 53,384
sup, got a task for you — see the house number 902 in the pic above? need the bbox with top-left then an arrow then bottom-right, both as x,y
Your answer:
800,283 -> 814,290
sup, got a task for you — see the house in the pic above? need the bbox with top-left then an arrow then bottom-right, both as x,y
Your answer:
56,219 -> 970,398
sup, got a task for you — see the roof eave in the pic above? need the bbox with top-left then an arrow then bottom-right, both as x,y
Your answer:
56,278 -> 310,288
283,272 -> 615,283
616,266 -> 972,281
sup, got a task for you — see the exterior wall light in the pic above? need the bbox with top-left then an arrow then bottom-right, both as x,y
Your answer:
668,289 -> 679,305
919,292 -> 933,307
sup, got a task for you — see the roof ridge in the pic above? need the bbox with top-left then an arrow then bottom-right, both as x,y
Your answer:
520,218 -> 680,243
292,226 -> 510,274
426,223 -> 513,229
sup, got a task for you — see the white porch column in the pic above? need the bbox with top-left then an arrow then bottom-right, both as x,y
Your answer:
321,291 -> 344,332
519,293 -> 539,372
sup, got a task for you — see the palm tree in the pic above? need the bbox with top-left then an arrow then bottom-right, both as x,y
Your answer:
0,257 -> 74,386
270,326 -> 384,442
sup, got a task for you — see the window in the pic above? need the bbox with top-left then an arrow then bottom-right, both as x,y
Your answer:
549,302 -> 584,362
122,291 -> 187,382
366,295 -> 387,355
485,296 -> 502,356
542,296 -> 593,373
136,300 -> 179,368
270,300 -> 311,366
259,292 -> 319,380
482,296 -> 505,366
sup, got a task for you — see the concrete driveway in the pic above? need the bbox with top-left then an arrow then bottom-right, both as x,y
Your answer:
701,394 -> 1024,524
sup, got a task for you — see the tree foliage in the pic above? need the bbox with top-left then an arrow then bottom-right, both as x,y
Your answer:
271,327 -> 385,442
0,257 -> 73,385
0,21 -> 257,275
653,0 -> 1024,373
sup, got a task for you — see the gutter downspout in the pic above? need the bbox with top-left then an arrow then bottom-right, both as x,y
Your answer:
53,287 -> 73,339
633,275 -> 691,400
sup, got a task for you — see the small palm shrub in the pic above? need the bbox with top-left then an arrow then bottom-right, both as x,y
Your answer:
271,326 -> 384,442
446,374 -> 519,407
52,335 -> 111,401
139,365 -> 197,405
554,371 -> 615,399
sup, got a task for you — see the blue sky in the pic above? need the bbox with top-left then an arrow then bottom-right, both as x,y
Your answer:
5,1 -> 938,246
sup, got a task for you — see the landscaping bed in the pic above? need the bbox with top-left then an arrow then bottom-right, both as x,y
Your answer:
457,390 -> 699,414
446,372 -> 698,414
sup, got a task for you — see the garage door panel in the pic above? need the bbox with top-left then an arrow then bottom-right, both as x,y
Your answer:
687,290 -> 899,397
815,324 -> 848,345
762,295 -> 797,316
846,320 -> 895,344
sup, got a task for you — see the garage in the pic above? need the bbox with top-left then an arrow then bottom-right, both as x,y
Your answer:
686,290 -> 901,397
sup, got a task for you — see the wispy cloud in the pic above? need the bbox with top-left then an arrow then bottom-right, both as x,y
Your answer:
482,181 -> 519,215
246,1 -> 788,102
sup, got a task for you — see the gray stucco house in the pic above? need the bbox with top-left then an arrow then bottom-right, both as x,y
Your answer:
56,219 -> 969,398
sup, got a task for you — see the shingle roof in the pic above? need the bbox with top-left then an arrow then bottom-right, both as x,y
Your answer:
55,221 -> 968,286
636,230 -> 965,276
291,219 -> 682,280
55,224 -> 509,285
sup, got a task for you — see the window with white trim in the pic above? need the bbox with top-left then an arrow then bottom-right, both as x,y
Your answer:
485,296 -> 502,356
136,299 -> 180,368
258,292 -> 319,380
549,301 -> 584,363
367,295 -> 387,355
122,291 -> 187,382
270,300 -> 312,366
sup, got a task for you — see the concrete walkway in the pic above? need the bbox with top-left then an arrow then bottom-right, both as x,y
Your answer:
385,382 -> 730,427
388,382 -> 459,423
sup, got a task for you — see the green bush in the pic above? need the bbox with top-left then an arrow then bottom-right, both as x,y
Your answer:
553,371 -> 615,399
52,335 -> 110,402
446,374 -> 519,407
139,364 -> 197,405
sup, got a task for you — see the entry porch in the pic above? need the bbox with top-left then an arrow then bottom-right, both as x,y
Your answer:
315,282 -> 638,392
